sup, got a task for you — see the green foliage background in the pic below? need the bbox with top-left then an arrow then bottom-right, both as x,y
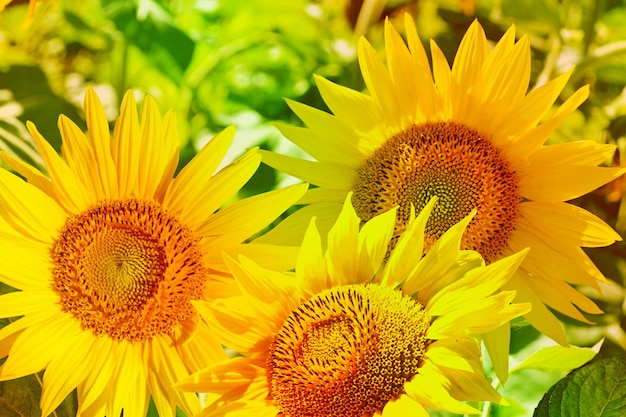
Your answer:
1,0 -> 626,416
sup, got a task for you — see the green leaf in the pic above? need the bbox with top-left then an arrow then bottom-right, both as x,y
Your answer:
534,354 -> 626,416
107,2 -> 195,83
0,374 -> 78,417
499,0 -> 562,34
0,375 -> 42,417
512,345 -> 598,374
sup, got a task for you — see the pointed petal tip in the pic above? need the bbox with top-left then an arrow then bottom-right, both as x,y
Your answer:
83,86 -> 103,109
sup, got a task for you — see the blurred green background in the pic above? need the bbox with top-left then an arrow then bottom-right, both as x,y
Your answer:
1,0 -> 626,416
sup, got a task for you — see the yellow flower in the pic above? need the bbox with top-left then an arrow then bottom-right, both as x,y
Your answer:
176,195 -> 530,417
259,16 -> 625,352
0,88 -> 306,417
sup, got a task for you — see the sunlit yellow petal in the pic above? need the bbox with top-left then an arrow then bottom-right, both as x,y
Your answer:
0,290 -> 57,318
40,330 -> 97,416
84,87 -> 118,200
200,183 -> 307,243
0,313 -> 78,380
163,125 -> 236,214
315,75 -> 387,142
0,236 -> 54,290
359,36 -> 403,131
178,148 -> 261,229
27,121 -> 90,213
0,168 -> 65,243
111,90 -> 141,197
261,149 -> 358,190
483,321 -> 511,383
295,217 -> 328,294
326,194 -> 360,285
254,202 -> 342,246
405,362 -> 480,414
356,206 -> 396,280
520,201 -> 621,247
504,271 -> 568,346
382,394 -> 429,417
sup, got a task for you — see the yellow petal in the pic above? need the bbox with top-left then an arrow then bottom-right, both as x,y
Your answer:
426,248 -> 528,316
136,95 -> 163,197
405,361 -> 480,414
254,202 -> 342,247
229,255 -> 299,306
0,313 -> 79,380
0,235 -> 54,290
84,86 -> 118,200
296,217 -> 328,295
200,183 -> 307,243
0,290 -> 57,318
0,167 -> 66,243
406,210 -> 473,300
40,329 -> 97,416
58,115 -> 101,199
164,126 -> 236,213
0,151 -> 53,198
451,20 -> 489,96
180,149 -> 261,229
524,275 -> 602,322
314,75 -> 386,141
426,338 -> 478,373
76,337 -> 115,414
428,291 -> 528,338
507,224 -> 606,288
358,36 -> 403,131
273,118 -> 364,167
381,198 -> 434,287
27,121 -> 90,213
297,187 -> 351,205
382,394 -> 429,417
112,90 -> 141,197
503,270 -> 568,345
356,206 -> 396,281
479,36 -> 531,134
148,337 -> 201,417
520,201 -> 621,248
506,85 -> 589,160
260,149 -> 357,190
177,322 -> 229,371
154,111 -> 180,200
497,69 -> 573,140
237,242 -> 302,272
174,357 -> 265,393
326,194 -> 360,285
519,164 -> 625,202
108,341 -> 148,417
482,322 -> 511,383
430,40 -> 452,118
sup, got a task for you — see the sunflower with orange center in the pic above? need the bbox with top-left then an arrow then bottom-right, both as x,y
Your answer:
176,195 -> 530,417
258,15 -> 625,362
0,87 -> 306,417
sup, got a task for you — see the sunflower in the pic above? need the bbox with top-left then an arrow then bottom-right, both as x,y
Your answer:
0,87 -> 306,417
258,16 -> 625,354
176,195 -> 530,417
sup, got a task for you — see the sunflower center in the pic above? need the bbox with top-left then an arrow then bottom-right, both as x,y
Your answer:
267,284 -> 429,417
51,199 -> 207,342
353,121 -> 520,262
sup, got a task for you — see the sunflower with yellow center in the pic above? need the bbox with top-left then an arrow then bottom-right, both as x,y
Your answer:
259,16 -> 625,356
176,195 -> 530,417
0,87 -> 306,417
